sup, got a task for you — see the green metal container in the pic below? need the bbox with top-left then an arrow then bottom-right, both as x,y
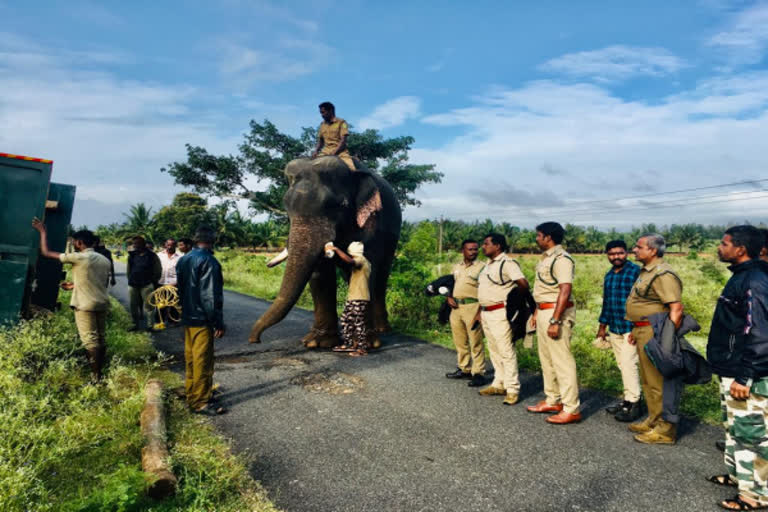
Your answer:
31,182 -> 77,311
0,152 -> 53,326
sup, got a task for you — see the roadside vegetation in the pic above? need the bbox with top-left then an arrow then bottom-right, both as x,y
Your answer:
216,221 -> 729,425
0,292 -> 279,512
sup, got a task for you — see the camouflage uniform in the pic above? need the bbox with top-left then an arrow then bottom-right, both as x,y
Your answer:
722,376 -> 768,505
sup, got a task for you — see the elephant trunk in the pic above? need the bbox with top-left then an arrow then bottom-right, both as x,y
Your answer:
249,217 -> 335,343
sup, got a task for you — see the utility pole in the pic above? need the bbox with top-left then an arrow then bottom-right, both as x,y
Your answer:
437,216 -> 444,275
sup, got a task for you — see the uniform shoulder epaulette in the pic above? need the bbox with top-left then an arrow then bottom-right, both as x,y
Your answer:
537,252 -> 574,286
637,265 -> 682,297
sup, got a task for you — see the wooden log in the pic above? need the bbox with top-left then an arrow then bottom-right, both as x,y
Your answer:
140,379 -> 178,499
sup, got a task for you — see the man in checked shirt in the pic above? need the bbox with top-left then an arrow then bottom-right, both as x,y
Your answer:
596,240 -> 643,422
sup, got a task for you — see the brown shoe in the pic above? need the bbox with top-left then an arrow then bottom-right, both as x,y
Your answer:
478,386 -> 506,396
526,400 -> 564,413
503,393 -> 519,406
634,428 -> 676,445
628,418 -> 654,434
546,411 -> 582,424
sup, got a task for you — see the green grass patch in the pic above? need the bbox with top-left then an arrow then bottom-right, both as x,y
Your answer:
0,293 -> 279,512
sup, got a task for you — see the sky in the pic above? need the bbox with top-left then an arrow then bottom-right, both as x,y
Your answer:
2,0 -> 768,229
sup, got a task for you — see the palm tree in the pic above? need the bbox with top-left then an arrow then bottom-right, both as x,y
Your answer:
120,203 -> 155,241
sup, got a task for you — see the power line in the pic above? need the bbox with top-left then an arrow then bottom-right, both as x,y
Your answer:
446,191 -> 768,222
449,177 -> 768,218
449,181 -> 768,219
519,189 -> 768,218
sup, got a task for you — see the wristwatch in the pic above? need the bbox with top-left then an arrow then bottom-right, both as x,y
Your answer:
549,318 -> 563,325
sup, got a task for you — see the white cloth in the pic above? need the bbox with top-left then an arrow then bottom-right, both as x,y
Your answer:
157,251 -> 181,285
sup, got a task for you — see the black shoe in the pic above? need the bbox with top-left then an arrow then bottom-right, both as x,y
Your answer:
615,401 -> 642,422
193,403 -> 227,416
606,400 -> 626,415
445,368 -> 471,379
716,439 -> 726,452
467,374 -> 486,387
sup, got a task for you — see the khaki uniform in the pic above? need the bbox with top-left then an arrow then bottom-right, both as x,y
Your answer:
319,117 -> 355,171
449,260 -> 485,375
60,249 -> 111,351
533,245 -> 580,414
347,256 -> 371,301
185,326 -> 214,410
625,258 -> 682,430
478,254 -> 525,393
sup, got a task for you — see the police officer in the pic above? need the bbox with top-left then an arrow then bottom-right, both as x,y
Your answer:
445,239 -> 487,387
625,233 -> 683,444
475,233 -> 529,405
526,222 -> 581,424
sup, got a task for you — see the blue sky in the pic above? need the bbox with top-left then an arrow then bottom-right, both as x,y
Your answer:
2,0 -> 768,228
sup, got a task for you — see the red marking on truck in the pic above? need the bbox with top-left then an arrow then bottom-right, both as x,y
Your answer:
0,152 -> 53,164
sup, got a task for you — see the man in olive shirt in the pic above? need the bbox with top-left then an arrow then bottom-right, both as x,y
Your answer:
527,222 -> 581,424
32,219 -> 111,382
445,239 -> 486,387
626,233 -> 684,444
312,101 -> 355,171
476,233 -> 529,405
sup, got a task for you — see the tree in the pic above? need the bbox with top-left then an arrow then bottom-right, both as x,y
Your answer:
163,119 -> 442,219
120,203 -> 156,241
151,193 -> 213,242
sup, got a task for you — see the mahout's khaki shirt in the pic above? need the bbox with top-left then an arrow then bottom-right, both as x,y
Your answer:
625,258 -> 682,322
452,260 -> 485,300
319,117 -> 350,155
477,254 -> 525,306
533,245 -> 574,304
347,255 -> 371,302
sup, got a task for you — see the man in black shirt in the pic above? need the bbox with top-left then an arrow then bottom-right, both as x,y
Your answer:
126,236 -> 161,331
93,236 -> 116,287
707,225 -> 768,511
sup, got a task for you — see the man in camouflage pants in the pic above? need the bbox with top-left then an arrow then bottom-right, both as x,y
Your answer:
707,225 -> 768,511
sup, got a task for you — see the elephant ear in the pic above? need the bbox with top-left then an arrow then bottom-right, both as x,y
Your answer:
353,166 -> 382,229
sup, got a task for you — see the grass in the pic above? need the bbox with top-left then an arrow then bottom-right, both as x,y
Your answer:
0,292 -> 279,512
216,247 -> 728,425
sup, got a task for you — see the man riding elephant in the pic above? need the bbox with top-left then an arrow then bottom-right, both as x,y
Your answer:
312,102 -> 356,172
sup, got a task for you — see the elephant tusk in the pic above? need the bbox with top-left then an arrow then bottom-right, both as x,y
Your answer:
266,248 -> 289,268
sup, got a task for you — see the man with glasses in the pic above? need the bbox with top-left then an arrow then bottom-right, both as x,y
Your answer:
597,240 -> 642,422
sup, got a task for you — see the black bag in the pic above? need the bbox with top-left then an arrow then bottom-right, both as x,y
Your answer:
425,274 -> 456,325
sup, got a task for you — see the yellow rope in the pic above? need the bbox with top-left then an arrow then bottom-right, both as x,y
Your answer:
147,285 -> 181,329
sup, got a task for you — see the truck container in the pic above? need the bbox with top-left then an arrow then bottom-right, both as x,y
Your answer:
31,182 -> 77,312
0,152 -> 53,325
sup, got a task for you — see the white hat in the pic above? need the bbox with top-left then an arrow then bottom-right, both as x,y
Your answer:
347,241 -> 364,257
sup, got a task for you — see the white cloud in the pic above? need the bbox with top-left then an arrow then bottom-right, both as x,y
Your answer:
357,96 -> 422,131
708,2 -> 768,65
0,35 -> 248,225
410,74 -> 768,226
216,37 -> 333,85
539,45 -> 687,82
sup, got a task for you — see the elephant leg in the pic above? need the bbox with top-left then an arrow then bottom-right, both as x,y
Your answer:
371,241 -> 396,336
305,258 -> 340,349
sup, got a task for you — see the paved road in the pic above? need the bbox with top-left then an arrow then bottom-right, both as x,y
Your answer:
112,263 -> 728,512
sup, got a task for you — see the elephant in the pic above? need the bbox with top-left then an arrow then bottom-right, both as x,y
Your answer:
248,155 -> 402,348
